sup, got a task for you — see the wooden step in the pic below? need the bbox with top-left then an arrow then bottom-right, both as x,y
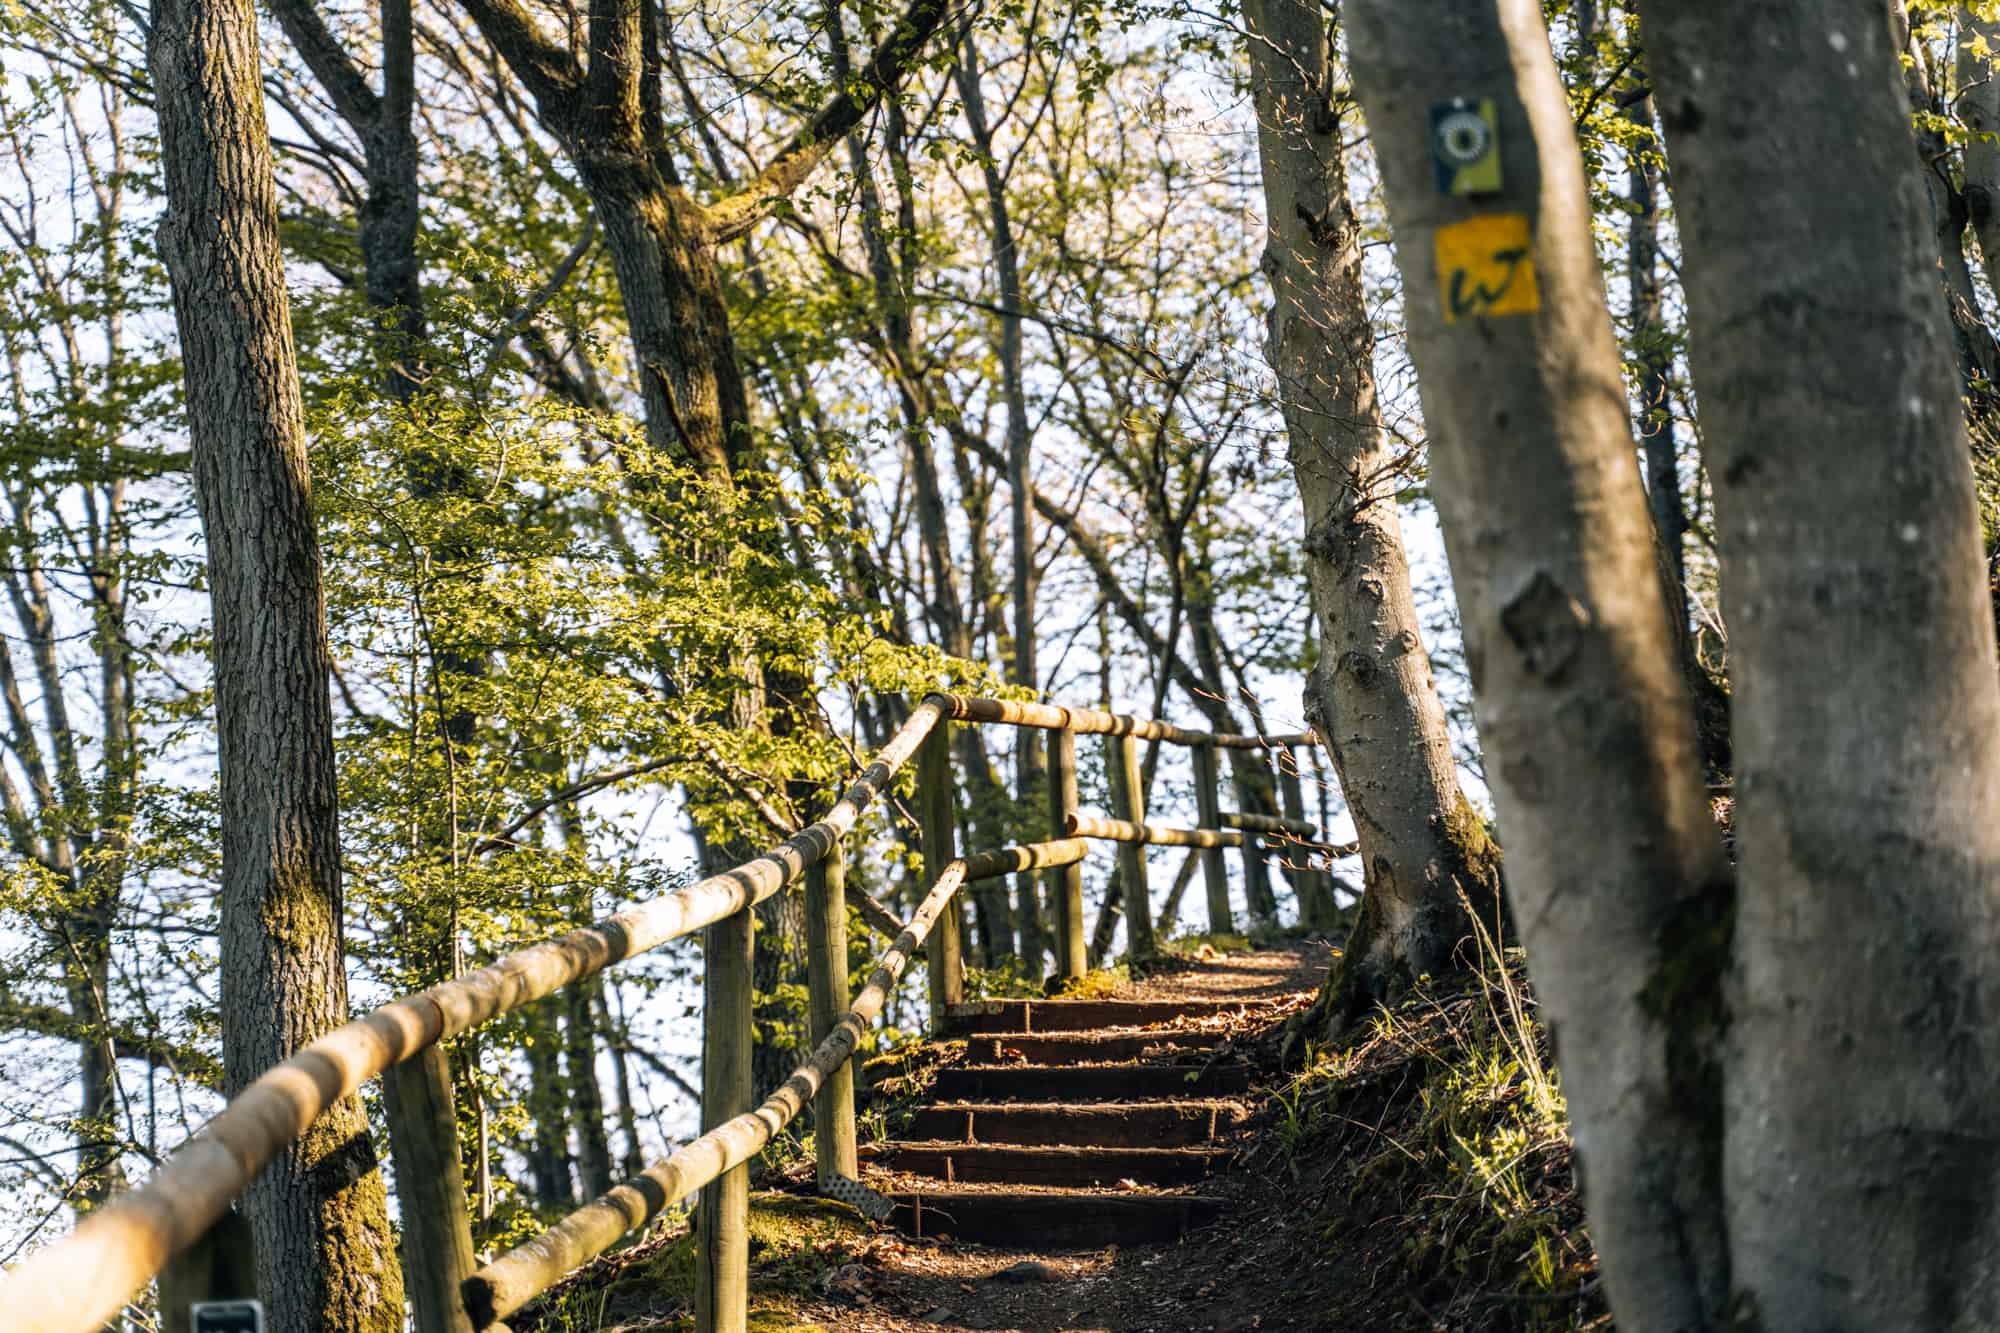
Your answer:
931,1061 -> 1252,1102
964,1031 -> 1216,1063
906,1099 -> 1250,1148
876,1141 -> 1228,1188
942,998 -> 1245,1035
886,1188 -> 1226,1249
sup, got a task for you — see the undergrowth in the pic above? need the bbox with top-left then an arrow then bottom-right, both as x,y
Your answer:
1249,943 -> 1605,1330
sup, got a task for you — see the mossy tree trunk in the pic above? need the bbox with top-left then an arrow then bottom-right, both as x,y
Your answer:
150,0 -> 405,1323
1244,0 -> 1503,1040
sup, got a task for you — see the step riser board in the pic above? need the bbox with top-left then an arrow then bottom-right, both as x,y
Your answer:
881,1144 -> 1227,1187
888,1191 -> 1225,1249
966,1033 -> 1211,1063
906,1101 -> 1248,1148
943,999 -> 1245,1035
932,1063 -> 1252,1102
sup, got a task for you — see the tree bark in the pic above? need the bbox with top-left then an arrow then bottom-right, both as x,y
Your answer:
1341,1 -> 1735,1326
1245,0 -> 1501,1032
1625,92 -> 1733,780
149,0 -> 404,1324
261,8 -> 479,1326
1639,2 -> 2000,1324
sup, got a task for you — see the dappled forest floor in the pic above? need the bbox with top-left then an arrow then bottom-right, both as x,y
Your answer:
513,941 -> 1605,1332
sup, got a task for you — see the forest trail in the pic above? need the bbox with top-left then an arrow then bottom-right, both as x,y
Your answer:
779,946 -> 1326,1332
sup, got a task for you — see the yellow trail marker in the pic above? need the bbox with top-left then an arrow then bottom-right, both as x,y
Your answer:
1435,213 -> 1540,323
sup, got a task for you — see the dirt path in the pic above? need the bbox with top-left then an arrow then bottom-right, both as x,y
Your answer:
784,942 -> 1330,1333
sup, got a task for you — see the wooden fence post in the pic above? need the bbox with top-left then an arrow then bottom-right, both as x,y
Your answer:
383,1044 -> 477,1333
1278,746 -> 1338,930
158,1207 -> 256,1333
1048,727 -> 1087,980
804,835 -> 858,1186
1190,740 -> 1234,934
920,721 -> 963,1025
1107,732 -> 1154,960
696,906 -> 753,1333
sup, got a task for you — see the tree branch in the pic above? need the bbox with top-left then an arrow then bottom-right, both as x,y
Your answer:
705,0 -> 959,243
263,0 -> 381,134
453,0 -> 586,125
0,999 -> 221,1091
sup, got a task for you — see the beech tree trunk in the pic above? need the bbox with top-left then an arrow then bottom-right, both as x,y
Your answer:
1639,2 -> 2000,1324
1340,2 -> 1735,1326
149,0 -> 404,1325
1245,0 -> 1501,1033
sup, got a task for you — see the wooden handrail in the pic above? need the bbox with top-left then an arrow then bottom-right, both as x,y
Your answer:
0,696 -> 949,1333
961,838 -> 1091,882
1065,813 -> 1247,849
0,688 -> 1330,1333
461,857 -> 971,1327
935,693 -> 1313,750
1220,810 -> 1318,838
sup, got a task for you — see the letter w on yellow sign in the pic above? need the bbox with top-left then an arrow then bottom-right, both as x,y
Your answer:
1435,213 -> 1540,323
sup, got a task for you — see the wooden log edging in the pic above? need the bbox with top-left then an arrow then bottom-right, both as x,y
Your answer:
460,859 -> 971,1327
935,693 -> 1313,750
0,696 -> 950,1333
1064,813 -> 1247,850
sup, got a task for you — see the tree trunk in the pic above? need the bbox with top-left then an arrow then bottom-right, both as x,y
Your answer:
1341,1 -> 1735,1325
1893,1 -> 2000,396
1639,1 -> 2000,1324
564,980 -> 616,1198
1245,0 -> 1502,1033
1626,94 -> 1683,613
1183,598 -> 1285,927
1626,92 -> 1734,780
521,999 -> 576,1206
1959,5 -> 2000,298
149,0 -> 404,1324
843,70 -> 1016,963
263,4 -> 481,1321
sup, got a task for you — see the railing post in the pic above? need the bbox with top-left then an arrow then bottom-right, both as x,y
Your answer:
1106,731 -> 1154,960
158,1207 -> 256,1333
696,905 -> 752,1333
804,835 -> 858,1187
383,1044 -> 477,1333
1048,727 -> 1087,980
920,720 -> 963,1025
1190,739 -> 1234,934
1278,745 -> 1338,930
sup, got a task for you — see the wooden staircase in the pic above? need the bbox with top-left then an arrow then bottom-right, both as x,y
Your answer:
861,998 -> 1255,1251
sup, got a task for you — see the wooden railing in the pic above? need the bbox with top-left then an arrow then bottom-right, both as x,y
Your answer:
0,693 -> 1333,1333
